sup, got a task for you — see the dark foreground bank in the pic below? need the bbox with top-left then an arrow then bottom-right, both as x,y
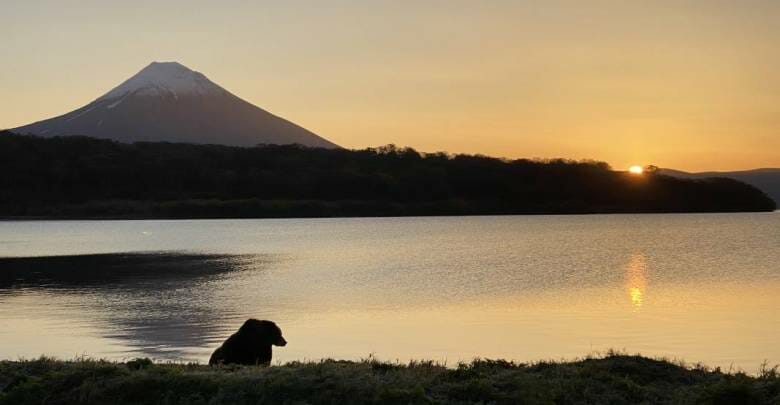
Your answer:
0,132 -> 775,219
1,355 -> 778,405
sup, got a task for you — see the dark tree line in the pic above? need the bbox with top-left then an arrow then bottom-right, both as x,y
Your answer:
0,132 -> 774,218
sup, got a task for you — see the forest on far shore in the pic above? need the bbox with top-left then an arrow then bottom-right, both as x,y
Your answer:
0,132 -> 775,218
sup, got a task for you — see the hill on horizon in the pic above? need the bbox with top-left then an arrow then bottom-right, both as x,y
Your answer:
662,168 -> 780,205
0,132 -> 774,218
8,62 -> 339,149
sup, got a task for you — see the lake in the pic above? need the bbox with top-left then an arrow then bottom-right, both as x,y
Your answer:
1,214 -> 778,372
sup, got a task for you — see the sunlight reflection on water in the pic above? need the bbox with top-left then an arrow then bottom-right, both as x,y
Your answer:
626,253 -> 648,309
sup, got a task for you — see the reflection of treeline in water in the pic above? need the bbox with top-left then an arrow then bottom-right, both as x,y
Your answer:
1,354 -> 778,404
0,132 -> 774,218
0,253 -> 265,359
0,252 -> 249,289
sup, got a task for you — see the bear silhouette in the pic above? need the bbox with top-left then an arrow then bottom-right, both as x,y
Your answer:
209,319 -> 287,366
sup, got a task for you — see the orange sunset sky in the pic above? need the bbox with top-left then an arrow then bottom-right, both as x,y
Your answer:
1,1 -> 778,172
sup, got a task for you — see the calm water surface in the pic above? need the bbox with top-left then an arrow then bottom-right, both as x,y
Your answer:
1,214 -> 778,372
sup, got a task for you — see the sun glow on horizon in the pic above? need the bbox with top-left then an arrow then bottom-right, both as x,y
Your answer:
2,2 -> 780,171
629,165 -> 644,175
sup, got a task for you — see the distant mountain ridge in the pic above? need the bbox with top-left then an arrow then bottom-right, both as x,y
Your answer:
8,62 -> 339,149
661,168 -> 780,204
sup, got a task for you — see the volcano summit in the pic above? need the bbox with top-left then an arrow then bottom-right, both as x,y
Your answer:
10,62 -> 338,148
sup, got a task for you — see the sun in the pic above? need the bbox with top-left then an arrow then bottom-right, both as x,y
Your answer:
629,165 -> 644,174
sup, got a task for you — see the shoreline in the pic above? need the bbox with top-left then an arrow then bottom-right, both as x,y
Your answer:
1,208 -> 776,222
1,354 -> 777,404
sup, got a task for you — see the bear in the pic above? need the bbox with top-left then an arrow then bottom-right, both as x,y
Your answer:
208,319 -> 287,366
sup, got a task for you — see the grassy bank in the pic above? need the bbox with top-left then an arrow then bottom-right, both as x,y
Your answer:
1,354 -> 778,404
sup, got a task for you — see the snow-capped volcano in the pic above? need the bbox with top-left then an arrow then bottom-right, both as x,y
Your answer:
97,62 -> 226,102
10,62 -> 339,148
